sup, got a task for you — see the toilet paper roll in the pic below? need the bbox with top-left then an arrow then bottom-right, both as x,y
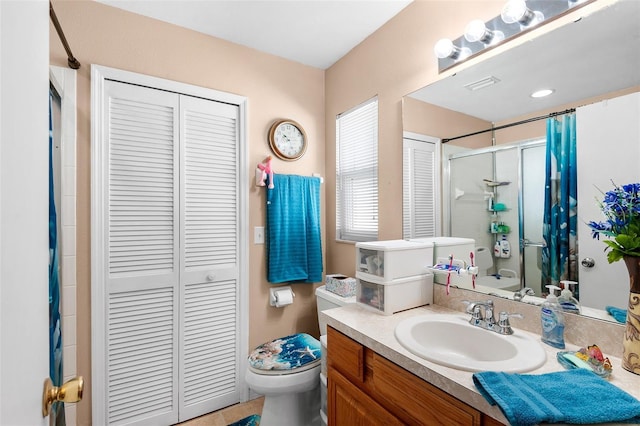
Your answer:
475,246 -> 493,270
274,288 -> 294,307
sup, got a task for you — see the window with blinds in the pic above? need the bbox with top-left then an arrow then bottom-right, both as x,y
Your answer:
336,97 -> 378,242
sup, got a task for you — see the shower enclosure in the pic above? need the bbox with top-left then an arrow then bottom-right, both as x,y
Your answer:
444,138 -> 547,295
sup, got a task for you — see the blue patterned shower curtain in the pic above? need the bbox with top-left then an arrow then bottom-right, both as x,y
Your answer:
49,90 -> 65,425
542,113 -> 578,292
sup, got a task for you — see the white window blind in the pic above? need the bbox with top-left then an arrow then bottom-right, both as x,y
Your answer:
336,98 -> 378,242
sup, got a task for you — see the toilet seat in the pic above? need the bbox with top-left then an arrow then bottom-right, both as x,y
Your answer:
248,333 -> 321,376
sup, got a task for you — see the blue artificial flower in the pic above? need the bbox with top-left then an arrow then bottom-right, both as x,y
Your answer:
588,181 -> 640,263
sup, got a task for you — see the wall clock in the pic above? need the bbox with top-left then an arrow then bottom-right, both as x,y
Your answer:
268,119 -> 307,161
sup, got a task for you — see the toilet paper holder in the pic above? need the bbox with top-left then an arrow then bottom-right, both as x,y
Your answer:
269,286 -> 296,307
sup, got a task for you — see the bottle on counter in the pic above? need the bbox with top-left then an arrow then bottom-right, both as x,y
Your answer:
558,280 -> 581,314
540,285 -> 565,349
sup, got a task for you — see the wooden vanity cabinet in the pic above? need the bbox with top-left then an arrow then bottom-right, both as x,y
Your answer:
327,326 -> 505,426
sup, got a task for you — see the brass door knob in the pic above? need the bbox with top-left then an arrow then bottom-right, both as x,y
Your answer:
42,376 -> 83,417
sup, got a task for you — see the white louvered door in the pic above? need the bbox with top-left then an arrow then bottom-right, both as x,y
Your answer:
403,135 -> 438,239
103,81 -> 181,425
96,79 -> 240,425
178,96 -> 240,420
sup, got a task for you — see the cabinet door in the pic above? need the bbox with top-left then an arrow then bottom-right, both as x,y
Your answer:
373,353 -> 482,426
329,369 -> 403,426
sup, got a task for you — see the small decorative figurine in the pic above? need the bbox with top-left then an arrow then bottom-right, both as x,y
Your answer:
257,155 -> 275,189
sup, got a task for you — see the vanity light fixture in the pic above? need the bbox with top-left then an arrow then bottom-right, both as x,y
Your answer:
464,20 -> 504,45
530,89 -> 555,98
501,0 -> 544,27
434,38 -> 470,60
434,0 -> 591,73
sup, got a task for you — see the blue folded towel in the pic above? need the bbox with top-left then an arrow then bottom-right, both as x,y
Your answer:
605,305 -> 627,323
266,174 -> 322,283
473,369 -> 640,426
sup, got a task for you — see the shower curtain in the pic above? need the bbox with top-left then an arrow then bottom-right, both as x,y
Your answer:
49,90 -> 65,425
542,113 -> 578,292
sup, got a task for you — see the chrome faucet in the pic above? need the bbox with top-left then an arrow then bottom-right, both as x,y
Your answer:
513,287 -> 535,301
464,300 -> 496,330
463,300 -> 523,335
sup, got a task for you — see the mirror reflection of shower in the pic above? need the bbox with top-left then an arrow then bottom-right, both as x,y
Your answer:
445,138 -> 547,296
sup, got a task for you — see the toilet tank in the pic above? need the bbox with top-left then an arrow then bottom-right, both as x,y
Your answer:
315,285 -> 356,336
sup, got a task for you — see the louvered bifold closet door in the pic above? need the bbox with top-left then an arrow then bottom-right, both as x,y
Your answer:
403,138 -> 436,239
178,95 -> 240,421
103,80 -> 180,425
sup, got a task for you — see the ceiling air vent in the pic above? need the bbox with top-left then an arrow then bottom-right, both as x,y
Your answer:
464,76 -> 501,91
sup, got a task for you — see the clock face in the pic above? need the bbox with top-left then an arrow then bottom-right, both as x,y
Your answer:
269,120 -> 307,161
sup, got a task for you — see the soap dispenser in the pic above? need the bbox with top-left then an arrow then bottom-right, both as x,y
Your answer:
559,280 -> 581,314
540,285 -> 565,349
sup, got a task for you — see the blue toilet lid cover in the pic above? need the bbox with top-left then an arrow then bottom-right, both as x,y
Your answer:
248,333 -> 321,373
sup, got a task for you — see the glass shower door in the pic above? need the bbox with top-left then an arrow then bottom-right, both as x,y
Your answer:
520,144 -> 546,295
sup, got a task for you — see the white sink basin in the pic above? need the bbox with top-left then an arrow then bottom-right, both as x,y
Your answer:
395,314 -> 546,373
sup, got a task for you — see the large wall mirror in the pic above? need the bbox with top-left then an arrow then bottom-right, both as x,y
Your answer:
402,0 -> 640,323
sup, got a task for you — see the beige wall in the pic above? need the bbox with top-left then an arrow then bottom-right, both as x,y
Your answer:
325,1 -> 505,277
50,1 -> 325,424
402,97 -> 492,148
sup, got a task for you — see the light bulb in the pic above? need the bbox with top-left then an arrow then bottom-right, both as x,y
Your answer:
434,38 -> 470,60
464,19 -> 504,45
434,38 -> 455,59
501,0 -> 544,27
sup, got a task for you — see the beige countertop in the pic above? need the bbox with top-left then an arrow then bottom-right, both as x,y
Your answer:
322,303 -> 640,426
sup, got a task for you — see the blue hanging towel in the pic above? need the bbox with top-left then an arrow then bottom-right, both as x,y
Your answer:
473,369 -> 640,426
266,174 -> 322,283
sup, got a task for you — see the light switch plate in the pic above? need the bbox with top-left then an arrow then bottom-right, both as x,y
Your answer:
254,226 -> 264,244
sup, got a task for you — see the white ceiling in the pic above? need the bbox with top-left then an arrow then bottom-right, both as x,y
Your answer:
96,0 -> 412,69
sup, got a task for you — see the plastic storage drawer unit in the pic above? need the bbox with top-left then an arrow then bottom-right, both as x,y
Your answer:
355,239 -> 434,282
356,273 -> 433,315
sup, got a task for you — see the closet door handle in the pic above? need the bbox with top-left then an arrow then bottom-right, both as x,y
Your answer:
206,273 -> 216,282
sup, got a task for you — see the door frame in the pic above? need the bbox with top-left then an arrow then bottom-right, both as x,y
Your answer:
50,64 -> 78,423
90,65 -> 250,422
0,1 -> 49,424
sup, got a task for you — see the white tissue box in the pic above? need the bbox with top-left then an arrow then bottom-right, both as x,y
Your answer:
325,274 -> 357,297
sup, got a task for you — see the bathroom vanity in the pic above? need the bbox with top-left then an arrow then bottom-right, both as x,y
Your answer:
328,326 -> 504,425
323,301 -> 640,426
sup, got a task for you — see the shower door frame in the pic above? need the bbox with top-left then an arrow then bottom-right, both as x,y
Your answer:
445,137 -> 546,289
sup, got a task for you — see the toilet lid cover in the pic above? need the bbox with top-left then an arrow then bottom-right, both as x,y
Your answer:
248,333 -> 321,374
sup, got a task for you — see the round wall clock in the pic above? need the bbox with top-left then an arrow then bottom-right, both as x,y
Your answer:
268,119 -> 307,161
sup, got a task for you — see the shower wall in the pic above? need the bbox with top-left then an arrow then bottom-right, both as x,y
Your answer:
448,140 -> 545,284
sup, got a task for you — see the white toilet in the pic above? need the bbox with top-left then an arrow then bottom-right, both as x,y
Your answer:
244,285 -> 355,426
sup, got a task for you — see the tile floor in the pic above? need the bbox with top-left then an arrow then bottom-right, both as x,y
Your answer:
177,397 -> 264,426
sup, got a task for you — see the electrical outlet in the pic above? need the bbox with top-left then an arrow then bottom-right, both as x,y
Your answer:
254,226 -> 264,244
